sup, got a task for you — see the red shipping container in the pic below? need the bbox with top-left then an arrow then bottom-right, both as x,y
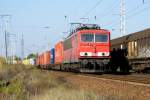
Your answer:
55,41 -> 63,64
43,51 -> 50,65
39,54 -> 44,65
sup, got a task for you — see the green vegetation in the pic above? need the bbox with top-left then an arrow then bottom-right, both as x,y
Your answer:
1,63 -> 129,100
0,64 -> 102,100
14,56 -> 21,61
27,53 -> 37,59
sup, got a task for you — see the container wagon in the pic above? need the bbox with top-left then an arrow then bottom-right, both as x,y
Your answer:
54,41 -> 63,70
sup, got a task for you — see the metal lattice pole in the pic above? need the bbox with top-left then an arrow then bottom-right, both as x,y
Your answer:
120,0 -> 126,37
0,15 -> 12,63
4,30 -> 8,62
21,33 -> 24,60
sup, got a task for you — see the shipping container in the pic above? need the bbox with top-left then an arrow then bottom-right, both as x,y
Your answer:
43,51 -> 50,65
50,48 -> 55,64
54,41 -> 63,64
29,58 -> 35,65
39,54 -> 44,65
22,59 -> 30,65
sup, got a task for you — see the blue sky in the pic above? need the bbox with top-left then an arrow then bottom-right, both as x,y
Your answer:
0,0 -> 150,57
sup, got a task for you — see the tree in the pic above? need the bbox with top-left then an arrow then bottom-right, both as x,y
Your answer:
27,53 -> 36,59
14,56 -> 21,61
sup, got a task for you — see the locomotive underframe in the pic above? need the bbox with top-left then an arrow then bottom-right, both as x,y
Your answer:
60,58 -> 110,73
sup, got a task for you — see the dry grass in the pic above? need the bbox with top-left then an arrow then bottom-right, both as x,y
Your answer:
0,58 -> 117,100
0,57 -> 6,65
31,87 -> 101,100
0,63 -> 140,100
0,64 -> 108,100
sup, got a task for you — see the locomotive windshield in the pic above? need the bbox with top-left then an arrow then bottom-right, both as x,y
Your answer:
95,34 -> 108,42
81,33 -> 108,42
81,34 -> 94,42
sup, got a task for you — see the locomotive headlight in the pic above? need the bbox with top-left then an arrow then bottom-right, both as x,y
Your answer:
80,52 -> 92,56
105,52 -> 110,56
98,52 -> 110,56
102,53 -> 105,56
85,53 -> 88,56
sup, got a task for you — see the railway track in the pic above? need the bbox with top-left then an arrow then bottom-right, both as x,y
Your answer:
50,71 -> 150,86
82,73 -> 150,84
49,70 -> 150,100
78,74 -> 150,87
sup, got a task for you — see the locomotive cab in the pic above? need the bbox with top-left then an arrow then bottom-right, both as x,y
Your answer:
77,26 -> 110,73
79,30 -> 110,58
62,24 -> 111,73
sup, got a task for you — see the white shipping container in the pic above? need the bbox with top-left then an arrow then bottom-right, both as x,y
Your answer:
29,58 -> 35,65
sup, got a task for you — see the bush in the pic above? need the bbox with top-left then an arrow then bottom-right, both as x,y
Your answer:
0,65 -> 103,100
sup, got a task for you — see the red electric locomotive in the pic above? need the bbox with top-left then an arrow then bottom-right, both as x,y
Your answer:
62,24 -> 110,73
36,24 -> 111,73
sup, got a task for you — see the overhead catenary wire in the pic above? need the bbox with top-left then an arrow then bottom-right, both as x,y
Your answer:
69,0 -> 104,34
79,0 -> 121,27
74,0 -> 150,35
127,6 -> 150,19
82,0 -> 103,18
102,0 -> 150,28
97,0 -> 129,18
103,5 -> 150,28
96,0 -> 120,19
126,0 -> 150,14
80,0 -> 120,28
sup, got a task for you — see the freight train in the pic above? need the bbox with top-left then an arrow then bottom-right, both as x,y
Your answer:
36,24 -> 113,73
111,28 -> 150,73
